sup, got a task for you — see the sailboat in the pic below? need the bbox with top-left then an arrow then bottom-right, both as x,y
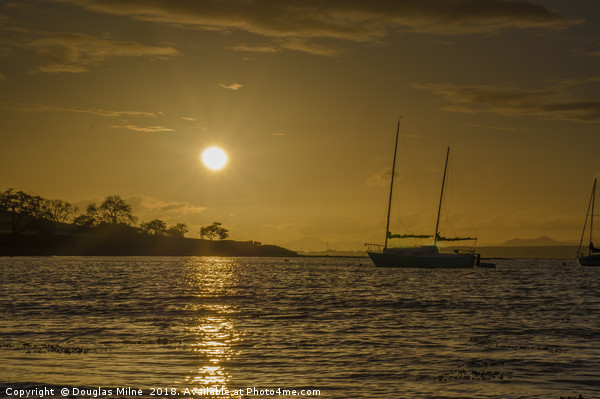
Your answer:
366,122 -> 481,268
577,178 -> 600,266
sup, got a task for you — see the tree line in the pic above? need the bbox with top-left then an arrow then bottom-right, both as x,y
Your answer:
0,188 -> 228,240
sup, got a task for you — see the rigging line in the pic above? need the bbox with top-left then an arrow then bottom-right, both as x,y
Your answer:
369,203 -> 390,244
370,121 -> 400,245
450,150 -> 478,241
398,122 -> 430,233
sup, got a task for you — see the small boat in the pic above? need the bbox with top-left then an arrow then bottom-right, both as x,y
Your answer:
366,122 -> 484,268
577,178 -> 600,266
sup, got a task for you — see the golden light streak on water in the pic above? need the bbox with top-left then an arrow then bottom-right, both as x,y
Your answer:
183,258 -> 243,397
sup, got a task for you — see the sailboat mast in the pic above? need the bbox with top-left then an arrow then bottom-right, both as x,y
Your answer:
434,147 -> 450,247
384,121 -> 400,250
590,178 -> 597,255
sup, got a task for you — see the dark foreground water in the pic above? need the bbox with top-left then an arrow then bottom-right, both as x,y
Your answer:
0,257 -> 599,399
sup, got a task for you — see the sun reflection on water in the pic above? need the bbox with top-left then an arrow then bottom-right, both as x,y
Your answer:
181,258 -> 243,397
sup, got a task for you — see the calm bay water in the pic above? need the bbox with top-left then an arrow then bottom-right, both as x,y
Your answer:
0,256 -> 599,398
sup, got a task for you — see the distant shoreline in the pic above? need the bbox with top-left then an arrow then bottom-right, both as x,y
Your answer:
300,245 -> 580,260
0,232 -> 580,259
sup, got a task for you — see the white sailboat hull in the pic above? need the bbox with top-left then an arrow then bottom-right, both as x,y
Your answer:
365,125 -> 481,269
367,251 -> 476,268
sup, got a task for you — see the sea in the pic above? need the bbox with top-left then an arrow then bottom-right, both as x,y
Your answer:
0,256 -> 599,399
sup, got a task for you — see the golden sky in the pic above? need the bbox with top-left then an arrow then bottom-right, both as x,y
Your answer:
1,0 -> 599,250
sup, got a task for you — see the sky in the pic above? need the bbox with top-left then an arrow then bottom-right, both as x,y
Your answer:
1,0 -> 600,251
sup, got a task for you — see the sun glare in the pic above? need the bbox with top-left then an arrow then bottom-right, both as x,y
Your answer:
201,147 -> 228,170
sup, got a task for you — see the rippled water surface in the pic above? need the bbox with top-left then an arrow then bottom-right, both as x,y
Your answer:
1,256 -> 599,398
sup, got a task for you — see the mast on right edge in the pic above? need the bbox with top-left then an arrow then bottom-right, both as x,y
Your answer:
577,178 -> 596,257
590,178 -> 597,256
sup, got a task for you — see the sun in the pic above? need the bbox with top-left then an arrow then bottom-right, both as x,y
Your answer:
201,147 -> 228,170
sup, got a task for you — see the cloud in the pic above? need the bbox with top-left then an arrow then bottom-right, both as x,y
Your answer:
364,168 -> 399,187
414,81 -> 600,122
0,72 -> 5,80
75,195 -> 206,225
128,196 -> 206,217
54,0 -> 578,55
0,103 -> 178,133
278,38 -> 343,57
0,102 -> 172,133
26,32 -> 180,73
0,102 -> 161,118
229,44 -> 279,54
231,39 -> 343,57
219,82 -> 243,90
464,122 -> 517,132
111,124 -> 175,133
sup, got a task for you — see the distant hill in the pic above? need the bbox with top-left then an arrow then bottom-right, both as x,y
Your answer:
477,245 -> 579,259
500,236 -> 572,247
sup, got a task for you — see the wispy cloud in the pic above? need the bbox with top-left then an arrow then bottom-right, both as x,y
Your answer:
111,124 -> 175,133
128,196 -> 206,217
219,82 -> 243,90
0,102 -> 161,118
464,122 -> 518,132
364,168 -> 400,188
229,44 -> 279,54
180,116 -> 196,121
0,102 -> 173,132
75,195 -> 206,224
54,0 -> 579,56
414,81 -> 600,122
25,32 -> 180,73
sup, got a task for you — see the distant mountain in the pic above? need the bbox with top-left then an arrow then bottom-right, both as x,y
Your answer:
477,245 -> 579,259
500,236 -> 571,247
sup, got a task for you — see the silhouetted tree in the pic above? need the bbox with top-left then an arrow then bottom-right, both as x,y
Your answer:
165,223 -> 188,238
41,199 -> 78,223
140,219 -> 167,235
98,195 -> 137,225
75,195 -> 137,227
200,221 -> 229,240
73,214 -> 96,228
0,188 -> 45,235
